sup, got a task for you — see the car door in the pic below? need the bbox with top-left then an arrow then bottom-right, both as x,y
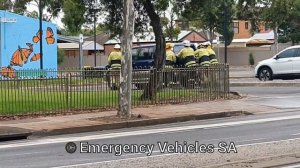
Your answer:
292,48 -> 300,74
273,48 -> 296,74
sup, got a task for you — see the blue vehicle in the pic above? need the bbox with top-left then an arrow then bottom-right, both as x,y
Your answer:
131,43 -> 197,68
106,42 -> 197,90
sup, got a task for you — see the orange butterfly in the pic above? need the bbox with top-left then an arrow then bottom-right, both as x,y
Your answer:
10,43 -> 33,67
30,53 -> 41,62
46,27 -> 55,44
32,31 -> 41,43
1,66 -> 16,78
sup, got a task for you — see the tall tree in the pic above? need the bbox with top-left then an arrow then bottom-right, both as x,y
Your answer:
263,0 -> 294,53
97,0 -> 170,99
179,0 -> 235,45
62,0 -> 86,35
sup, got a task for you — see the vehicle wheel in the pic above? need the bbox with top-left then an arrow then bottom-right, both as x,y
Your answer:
258,67 -> 273,81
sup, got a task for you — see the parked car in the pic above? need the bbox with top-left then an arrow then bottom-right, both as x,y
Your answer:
255,45 -> 300,81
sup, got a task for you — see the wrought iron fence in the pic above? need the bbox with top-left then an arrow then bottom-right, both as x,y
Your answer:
0,64 -> 229,116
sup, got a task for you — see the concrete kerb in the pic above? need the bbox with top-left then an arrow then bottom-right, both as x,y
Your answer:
31,110 -> 252,137
230,82 -> 300,87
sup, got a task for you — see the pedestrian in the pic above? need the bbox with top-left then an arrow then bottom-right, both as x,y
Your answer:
107,44 -> 123,90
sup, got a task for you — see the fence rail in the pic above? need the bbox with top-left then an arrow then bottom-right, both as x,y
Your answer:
0,64 -> 229,116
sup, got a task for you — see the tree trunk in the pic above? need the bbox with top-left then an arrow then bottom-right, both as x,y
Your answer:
140,0 -> 166,100
118,0 -> 135,118
274,24 -> 279,54
209,27 -> 213,44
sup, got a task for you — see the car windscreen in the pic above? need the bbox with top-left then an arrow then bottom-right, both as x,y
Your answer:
132,47 -> 154,60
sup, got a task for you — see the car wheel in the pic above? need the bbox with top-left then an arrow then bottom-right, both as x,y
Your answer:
258,67 -> 273,81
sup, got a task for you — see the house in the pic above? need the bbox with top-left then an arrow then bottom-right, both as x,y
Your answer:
104,30 -> 208,56
0,10 -> 57,75
57,38 -> 105,68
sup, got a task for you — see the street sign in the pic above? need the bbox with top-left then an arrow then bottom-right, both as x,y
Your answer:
79,34 -> 84,43
0,18 -> 17,23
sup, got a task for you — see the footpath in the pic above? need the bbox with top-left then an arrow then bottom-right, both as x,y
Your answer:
0,66 -> 298,140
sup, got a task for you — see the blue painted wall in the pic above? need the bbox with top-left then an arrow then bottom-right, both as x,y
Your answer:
0,10 -> 57,72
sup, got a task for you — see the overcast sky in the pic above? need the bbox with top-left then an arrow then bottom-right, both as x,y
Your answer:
26,2 -> 64,28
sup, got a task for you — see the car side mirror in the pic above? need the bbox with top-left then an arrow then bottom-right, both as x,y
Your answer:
274,55 -> 279,60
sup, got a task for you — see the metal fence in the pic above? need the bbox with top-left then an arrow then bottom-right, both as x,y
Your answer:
0,64 -> 229,116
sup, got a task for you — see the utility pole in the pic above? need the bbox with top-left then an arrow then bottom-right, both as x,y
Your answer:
93,0 -> 97,67
118,0 -> 135,118
39,0 -> 43,69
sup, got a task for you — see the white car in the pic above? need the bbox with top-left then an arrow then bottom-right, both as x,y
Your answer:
255,45 -> 300,81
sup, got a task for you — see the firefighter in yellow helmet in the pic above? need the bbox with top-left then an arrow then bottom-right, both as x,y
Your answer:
195,43 -> 211,67
163,43 -> 177,87
108,44 -> 122,69
204,42 -> 219,65
165,43 -> 177,69
107,44 -> 123,90
177,40 -> 197,68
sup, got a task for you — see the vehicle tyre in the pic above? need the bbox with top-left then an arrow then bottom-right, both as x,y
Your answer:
258,67 -> 273,81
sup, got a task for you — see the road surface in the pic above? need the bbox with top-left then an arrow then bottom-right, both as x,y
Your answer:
1,109 -> 300,168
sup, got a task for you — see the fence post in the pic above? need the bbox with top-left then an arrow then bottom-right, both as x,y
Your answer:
65,73 -> 70,109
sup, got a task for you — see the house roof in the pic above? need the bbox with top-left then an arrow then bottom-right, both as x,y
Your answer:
58,41 -> 104,50
251,30 -> 274,40
85,32 -> 111,45
105,30 -> 208,45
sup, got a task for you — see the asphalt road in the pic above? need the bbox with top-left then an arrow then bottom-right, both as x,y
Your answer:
231,86 -> 300,109
1,109 -> 300,168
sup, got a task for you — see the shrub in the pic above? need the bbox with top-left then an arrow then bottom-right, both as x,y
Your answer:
249,53 -> 255,66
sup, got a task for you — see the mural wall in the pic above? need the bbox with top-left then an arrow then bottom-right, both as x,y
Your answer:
0,10 -> 57,78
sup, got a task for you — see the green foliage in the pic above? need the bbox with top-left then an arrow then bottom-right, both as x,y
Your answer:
26,11 -> 39,19
57,47 -> 65,65
249,53 -> 255,66
179,0 -> 235,45
62,0 -> 86,35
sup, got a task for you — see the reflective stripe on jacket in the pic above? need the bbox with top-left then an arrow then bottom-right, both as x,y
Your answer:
108,50 -> 122,68
178,47 -> 196,67
195,49 -> 210,66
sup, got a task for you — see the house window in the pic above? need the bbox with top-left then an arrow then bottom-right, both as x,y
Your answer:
233,21 -> 239,34
245,22 -> 249,30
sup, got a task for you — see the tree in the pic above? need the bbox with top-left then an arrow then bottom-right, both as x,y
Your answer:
0,0 -> 31,14
62,0 -> 86,35
236,0 -> 267,34
263,0 -> 294,53
290,0 -> 300,44
97,0 -> 170,99
57,47 -> 65,65
179,0 -> 235,45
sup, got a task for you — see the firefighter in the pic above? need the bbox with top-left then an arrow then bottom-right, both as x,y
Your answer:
165,43 -> 177,69
195,43 -> 211,87
177,40 -> 197,68
108,44 -> 122,69
195,43 -> 211,67
205,42 -> 219,65
177,40 -> 197,88
164,43 -> 177,87
107,44 -> 123,90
